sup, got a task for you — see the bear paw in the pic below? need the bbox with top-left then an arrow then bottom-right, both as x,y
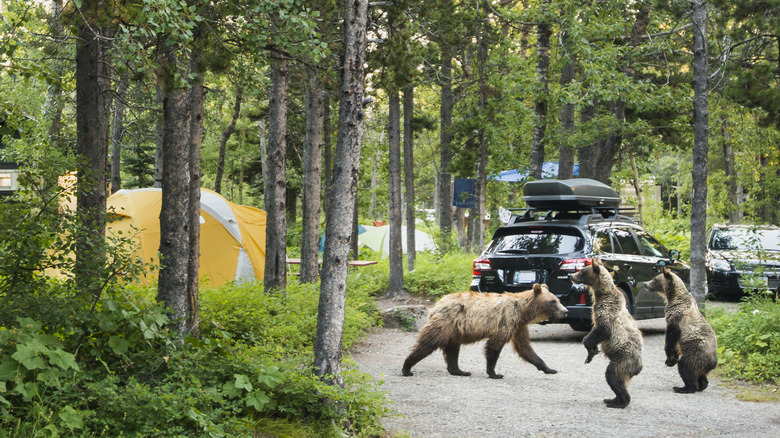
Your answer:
542,368 -> 558,374
673,386 -> 696,394
401,369 -> 413,377
488,373 -> 504,379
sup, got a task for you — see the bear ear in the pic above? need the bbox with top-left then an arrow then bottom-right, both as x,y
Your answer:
533,283 -> 542,295
662,267 -> 673,278
592,262 -> 601,274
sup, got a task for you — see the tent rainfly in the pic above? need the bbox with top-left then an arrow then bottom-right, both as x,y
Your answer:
107,188 -> 266,286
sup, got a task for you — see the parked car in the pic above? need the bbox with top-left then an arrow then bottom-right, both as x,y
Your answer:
705,224 -> 780,299
470,178 -> 690,331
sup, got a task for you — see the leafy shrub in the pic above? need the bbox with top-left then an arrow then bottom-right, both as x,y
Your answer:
403,252 -> 476,298
643,214 -> 691,261
343,251 -> 476,299
708,297 -> 780,383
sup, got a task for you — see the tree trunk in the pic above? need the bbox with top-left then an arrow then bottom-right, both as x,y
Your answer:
689,0 -> 709,303
158,84 -> 192,337
187,54 -> 204,336
385,91 -> 408,299
110,72 -> 129,194
323,94 -> 333,219
558,32 -> 576,180
720,114 -> 742,224
627,141 -> 645,225
154,84 -> 164,188
454,207 -> 468,251
45,0 -> 65,153
300,69 -> 325,283
215,86 -> 243,194
438,50 -> 454,245
577,105 -> 596,179
75,20 -> 108,297
314,0 -> 368,386
369,146 -> 382,218
471,10 -> 488,254
529,1 -> 551,180
263,59 -> 289,295
403,85 -> 416,271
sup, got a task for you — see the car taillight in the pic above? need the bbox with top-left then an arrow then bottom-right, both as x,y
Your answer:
558,257 -> 592,272
473,258 -> 492,275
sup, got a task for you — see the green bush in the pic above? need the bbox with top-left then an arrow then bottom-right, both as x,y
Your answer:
643,214 -> 691,261
343,251 -> 476,299
708,297 -> 780,383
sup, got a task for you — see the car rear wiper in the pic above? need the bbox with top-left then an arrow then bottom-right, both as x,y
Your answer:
498,249 -> 530,254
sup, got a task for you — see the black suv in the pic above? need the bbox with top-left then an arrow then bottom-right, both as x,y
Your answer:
470,178 -> 690,331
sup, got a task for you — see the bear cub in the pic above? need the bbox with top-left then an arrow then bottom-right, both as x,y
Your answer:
401,283 -> 568,379
569,258 -> 643,408
641,267 -> 718,393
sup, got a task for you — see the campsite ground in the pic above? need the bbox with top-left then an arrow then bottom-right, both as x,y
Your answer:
352,298 -> 780,438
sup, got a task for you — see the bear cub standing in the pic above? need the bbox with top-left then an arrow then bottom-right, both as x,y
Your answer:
401,283 -> 568,379
641,267 -> 718,393
569,258 -> 643,409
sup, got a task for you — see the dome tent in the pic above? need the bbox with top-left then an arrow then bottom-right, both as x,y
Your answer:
107,188 -> 266,286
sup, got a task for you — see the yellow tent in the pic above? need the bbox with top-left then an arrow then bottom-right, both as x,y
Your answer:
107,188 -> 266,286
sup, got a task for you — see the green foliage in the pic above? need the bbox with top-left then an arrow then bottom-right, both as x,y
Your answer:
708,298 -> 780,384
345,252 -> 475,299
643,211 -> 692,261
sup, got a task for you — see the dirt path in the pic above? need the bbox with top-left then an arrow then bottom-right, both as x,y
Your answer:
351,299 -> 780,438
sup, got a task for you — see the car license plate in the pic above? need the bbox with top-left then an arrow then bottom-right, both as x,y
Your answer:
514,271 -> 536,284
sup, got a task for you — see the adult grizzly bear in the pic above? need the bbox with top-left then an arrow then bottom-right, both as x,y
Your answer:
569,258 -> 643,408
401,283 -> 568,379
640,267 -> 718,393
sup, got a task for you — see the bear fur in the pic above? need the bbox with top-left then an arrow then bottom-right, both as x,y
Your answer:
401,283 -> 568,379
569,258 -> 643,408
640,267 -> 718,393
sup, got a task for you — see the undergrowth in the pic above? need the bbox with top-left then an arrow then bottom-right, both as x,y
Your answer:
708,295 -> 780,384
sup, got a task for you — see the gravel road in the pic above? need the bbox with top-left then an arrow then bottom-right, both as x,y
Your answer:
351,301 -> 780,438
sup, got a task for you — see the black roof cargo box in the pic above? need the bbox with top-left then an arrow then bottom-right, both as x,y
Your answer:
522,178 -> 620,210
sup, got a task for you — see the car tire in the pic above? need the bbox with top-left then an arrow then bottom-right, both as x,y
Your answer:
569,320 -> 592,332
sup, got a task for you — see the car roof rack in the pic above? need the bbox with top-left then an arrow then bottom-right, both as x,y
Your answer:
507,207 -> 637,225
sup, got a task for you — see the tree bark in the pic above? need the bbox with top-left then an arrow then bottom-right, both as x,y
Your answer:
471,7 -> 489,253
158,84 -> 192,337
558,30 -> 576,180
263,58 -> 289,295
300,69 -> 325,283
529,1 -> 551,180
154,84 -> 164,188
215,86 -> 243,194
627,141 -> 645,225
403,85 -> 416,271
385,91 -> 408,299
75,19 -> 108,297
720,114 -> 742,224
437,49 -> 454,245
323,94 -> 333,218
187,54 -> 204,336
110,72 -> 129,194
314,0 -> 368,386
689,0 -> 709,303
45,0 -> 65,153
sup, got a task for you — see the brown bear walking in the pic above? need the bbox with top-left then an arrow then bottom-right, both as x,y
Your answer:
401,283 -> 568,379
641,267 -> 718,393
569,258 -> 643,408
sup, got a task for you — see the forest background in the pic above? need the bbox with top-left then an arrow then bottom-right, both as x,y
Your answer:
0,0 -> 779,436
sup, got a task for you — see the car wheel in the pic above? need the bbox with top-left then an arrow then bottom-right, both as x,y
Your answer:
569,320 -> 592,332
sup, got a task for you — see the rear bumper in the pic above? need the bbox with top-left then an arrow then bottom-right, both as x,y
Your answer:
470,275 -> 593,324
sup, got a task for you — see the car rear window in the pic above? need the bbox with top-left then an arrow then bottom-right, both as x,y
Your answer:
487,228 -> 585,255
710,228 -> 780,251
